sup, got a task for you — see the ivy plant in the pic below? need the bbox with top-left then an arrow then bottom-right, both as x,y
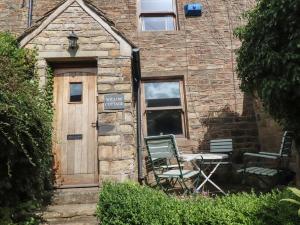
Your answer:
235,0 -> 300,184
0,32 -> 53,224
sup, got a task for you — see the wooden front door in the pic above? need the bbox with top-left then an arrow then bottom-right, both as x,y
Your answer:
53,68 -> 98,187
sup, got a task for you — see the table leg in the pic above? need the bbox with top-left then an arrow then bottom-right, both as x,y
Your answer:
196,162 -> 226,195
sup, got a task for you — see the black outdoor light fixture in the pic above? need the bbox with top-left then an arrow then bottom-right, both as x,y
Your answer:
67,31 -> 78,49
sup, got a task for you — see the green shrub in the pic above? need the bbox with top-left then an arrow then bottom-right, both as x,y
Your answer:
281,187 -> 300,217
97,182 -> 300,225
0,32 -> 53,224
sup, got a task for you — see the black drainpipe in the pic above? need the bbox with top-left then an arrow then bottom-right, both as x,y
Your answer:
132,48 -> 143,184
28,0 -> 33,27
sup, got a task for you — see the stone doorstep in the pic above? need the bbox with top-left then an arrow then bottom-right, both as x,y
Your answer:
41,215 -> 98,225
51,187 -> 100,205
42,203 -> 97,219
40,187 -> 100,225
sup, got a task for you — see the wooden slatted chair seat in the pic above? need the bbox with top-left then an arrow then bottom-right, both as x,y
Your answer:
243,152 -> 279,159
237,167 -> 279,176
158,170 -> 199,178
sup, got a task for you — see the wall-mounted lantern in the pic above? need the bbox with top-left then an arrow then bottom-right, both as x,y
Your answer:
67,31 -> 78,49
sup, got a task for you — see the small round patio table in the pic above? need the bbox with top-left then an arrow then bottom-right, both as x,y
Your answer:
180,153 -> 228,195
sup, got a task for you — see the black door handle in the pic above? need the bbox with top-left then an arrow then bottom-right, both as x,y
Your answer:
91,121 -> 98,129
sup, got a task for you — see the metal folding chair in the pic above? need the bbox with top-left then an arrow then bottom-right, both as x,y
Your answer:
144,135 -> 201,194
237,131 -> 293,186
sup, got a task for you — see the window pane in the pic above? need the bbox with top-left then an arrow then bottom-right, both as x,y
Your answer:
141,16 -> 175,31
145,81 -> 181,107
141,0 -> 174,12
70,83 -> 82,102
166,19 -> 175,30
147,110 -> 183,135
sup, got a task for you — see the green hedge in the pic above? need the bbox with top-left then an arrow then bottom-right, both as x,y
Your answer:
97,182 -> 300,225
0,32 -> 53,224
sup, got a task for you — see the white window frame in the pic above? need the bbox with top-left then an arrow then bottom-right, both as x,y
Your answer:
141,79 -> 187,137
138,0 -> 178,31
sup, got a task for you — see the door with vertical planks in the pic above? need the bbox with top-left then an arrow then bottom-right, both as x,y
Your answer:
53,68 -> 98,187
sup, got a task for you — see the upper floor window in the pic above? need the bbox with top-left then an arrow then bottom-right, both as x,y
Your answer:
139,0 -> 177,31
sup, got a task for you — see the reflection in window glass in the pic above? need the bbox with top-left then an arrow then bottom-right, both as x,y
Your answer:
146,110 -> 183,135
141,0 -> 174,12
144,81 -> 180,107
141,16 -> 175,31
70,83 -> 82,102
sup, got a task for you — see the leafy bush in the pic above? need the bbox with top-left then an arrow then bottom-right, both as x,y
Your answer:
0,202 -> 39,225
281,187 -> 300,217
97,182 -> 300,225
0,32 -> 53,224
235,0 -> 300,135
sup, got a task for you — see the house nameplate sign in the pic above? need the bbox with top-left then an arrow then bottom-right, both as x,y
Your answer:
104,94 -> 125,110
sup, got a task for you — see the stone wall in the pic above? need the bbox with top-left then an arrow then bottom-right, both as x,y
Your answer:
109,0 -> 259,154
23,1 -> 136,183
84,1 -> 258,152
1,0 -> 289,177
97,57 -> 136,182
0,0 -> 62,34
0,0 -> 27,34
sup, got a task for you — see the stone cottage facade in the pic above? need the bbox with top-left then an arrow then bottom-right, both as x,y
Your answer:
0,0 -> 286,186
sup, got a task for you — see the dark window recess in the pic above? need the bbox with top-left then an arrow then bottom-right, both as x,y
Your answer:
146,110 -> 183,136
70,82 -> 82,102
146,98 -> 180,107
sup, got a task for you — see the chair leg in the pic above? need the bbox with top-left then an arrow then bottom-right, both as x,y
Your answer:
241,171 -> 247,185
193,174 -> 201,190
170,178 -> 179,187
176,179 -> 185,193
241,158 -> 249,185
166,178 -> 179,192
182,176 -> 201,195
155,177 -> 169,193
257,175 -> 272,189
181,179 -> 191,195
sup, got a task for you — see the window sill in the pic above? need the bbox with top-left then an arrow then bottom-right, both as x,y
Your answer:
138,30 -> 178,34
68,101 -> 83,104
